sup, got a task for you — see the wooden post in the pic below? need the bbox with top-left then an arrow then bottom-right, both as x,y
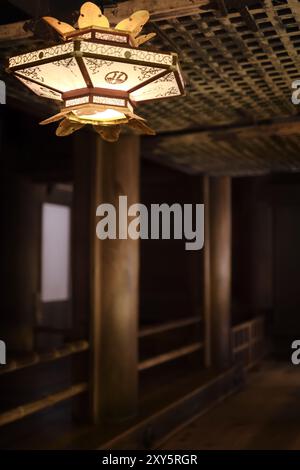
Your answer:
209,176 -> 232,370
97,136 -> 140,422
203,176 -> 211,368
73,133 -> 140,424
73,131 -> 95,340
72,131 -> 97,423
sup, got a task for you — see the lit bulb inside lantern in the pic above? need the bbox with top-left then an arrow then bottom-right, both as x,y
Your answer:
73,108 -> 127,124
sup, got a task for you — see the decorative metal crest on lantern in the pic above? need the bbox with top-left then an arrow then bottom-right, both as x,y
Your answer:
7,2 -> 185,142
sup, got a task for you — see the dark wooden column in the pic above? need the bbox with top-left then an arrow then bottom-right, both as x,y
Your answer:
98,136 -> 140,422
208,176 -> 232,370
203,176 -> 211,368
0,102 -> 4,151
73,132 -> 140,424
72,131 -> 97,423
73,131 -> 95,340
91,132 -> 140,422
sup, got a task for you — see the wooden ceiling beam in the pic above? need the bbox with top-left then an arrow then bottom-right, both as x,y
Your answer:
150,117 -> 300,145
0,21 -> 33,42
0,0 -> 238,44
0,0 -> 264,44
0,0 -> 209,43
113,0 -> 211,21
108,0 -> 259,21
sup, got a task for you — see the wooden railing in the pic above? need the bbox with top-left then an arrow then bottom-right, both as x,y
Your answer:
0,316 -> 265,429
139,342 -> 203,371
138,315 -> 266,373
232,316 -> 265,370
139,317 -> 201,338
0,340 -> 89,427
0,383 -> 88,428
0,340 -> 89,375
138,316 -> 203,372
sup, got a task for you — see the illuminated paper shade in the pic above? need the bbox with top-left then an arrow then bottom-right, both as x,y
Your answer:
8,3 -> 185,141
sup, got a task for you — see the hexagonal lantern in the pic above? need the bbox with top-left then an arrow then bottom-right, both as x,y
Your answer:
8,2 -> 185,141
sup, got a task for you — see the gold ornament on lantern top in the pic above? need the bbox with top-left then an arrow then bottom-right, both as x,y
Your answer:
8,2 -> 185,142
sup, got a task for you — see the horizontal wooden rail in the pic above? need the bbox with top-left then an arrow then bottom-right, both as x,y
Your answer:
232,316 -> 265,370
0,340 -> 89,376
232,321 -> 252,335
139,317 -> 201,338
35,326 -> 71,335
0,383 -> 88,428
138,342 -> 203,372
232,316 -> 264,335
234,343 -> 251,354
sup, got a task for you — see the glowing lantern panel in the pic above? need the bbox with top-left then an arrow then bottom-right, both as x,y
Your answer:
8,2 -> 185,141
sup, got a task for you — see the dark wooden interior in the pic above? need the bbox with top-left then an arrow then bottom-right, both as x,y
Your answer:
0,0 -> 300,450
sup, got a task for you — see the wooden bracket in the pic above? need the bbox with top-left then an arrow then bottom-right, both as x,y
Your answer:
216,0 -> 228,17
240,6 -> 259,32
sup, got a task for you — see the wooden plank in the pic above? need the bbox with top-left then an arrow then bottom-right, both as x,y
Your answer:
139,343 -> 203,372
0,383 -> 88,427
139,317 -> 201,338
0,341 -> 89,376
160,363 -> 300,450
100,366 -> 243,450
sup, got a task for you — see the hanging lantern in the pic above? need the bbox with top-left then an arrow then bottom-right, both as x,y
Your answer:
7,2 -> 185,142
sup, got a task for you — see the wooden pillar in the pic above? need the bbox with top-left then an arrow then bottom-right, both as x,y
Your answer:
73,131 -> 95,340
72,131 -> 97,422
203,176 -> 211,368
209,176 -> 232,370
0,102 -> 4,152
74,132 -> 140,424
98,135 -> 140,422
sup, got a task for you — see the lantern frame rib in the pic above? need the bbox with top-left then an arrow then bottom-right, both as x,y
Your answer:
7,3 -> 185,141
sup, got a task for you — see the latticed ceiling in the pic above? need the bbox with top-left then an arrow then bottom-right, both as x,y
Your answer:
2,0 -> 300,175
143,0 -> 300,131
